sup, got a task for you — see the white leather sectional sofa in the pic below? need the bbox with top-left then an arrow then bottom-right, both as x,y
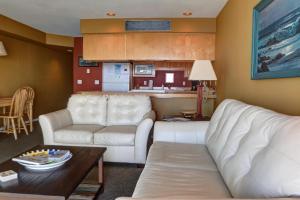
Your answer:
39,94 -> 155,164
118,99 -> 300,199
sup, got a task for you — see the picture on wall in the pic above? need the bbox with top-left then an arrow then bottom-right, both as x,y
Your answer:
78,56 -> 98,67
252,0 -> 300,79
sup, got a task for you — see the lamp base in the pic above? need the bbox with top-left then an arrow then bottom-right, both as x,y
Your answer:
196,85 -> 203,118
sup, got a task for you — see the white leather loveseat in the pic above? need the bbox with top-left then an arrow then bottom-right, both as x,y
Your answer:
118,99 -> 300,199
39,94 -> 155,164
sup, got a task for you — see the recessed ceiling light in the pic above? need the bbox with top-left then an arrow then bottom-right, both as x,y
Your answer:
106,11 -> 116,17
183,11 -> 192,16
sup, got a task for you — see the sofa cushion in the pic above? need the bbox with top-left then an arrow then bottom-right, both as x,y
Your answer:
147,142 -> 217,171
133,164 -> 231,198
54,124 -> 104,144
107,95 -> 151,125
67,95 -> 107,126
94,125 -> 136,146
205,99 -> 300,198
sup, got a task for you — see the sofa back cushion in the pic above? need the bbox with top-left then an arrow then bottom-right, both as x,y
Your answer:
205,99 -> 300,198
107,95 -> 151,125
67,94 -> 107,126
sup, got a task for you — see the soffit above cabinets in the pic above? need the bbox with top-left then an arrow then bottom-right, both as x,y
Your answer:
0,0 -> 228,36
80,18 -> 216,34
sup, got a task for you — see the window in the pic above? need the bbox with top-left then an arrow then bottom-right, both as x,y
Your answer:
165,73 -> 174,83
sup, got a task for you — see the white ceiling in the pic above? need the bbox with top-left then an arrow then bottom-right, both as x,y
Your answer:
0,0 -> 228,36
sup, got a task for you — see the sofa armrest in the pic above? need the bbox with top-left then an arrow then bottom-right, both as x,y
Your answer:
39,109 -> 73,145
153,121 -> 209,144
140,110 -> 156,123
135,110 -> 156,164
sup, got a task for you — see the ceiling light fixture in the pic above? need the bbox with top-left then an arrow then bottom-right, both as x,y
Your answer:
106,11 -> 116,17
182,11 -> 192,16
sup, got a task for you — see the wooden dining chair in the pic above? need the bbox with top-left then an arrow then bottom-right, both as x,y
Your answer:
22,86 -> 35,132
0,88 -> 29,140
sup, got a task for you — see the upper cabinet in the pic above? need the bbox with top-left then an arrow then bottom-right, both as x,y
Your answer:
183,33 -> 215,60
83,34 -> 126,60
83,33 -> 215,61
126,33 -> 215,60
126,33 -> 179,60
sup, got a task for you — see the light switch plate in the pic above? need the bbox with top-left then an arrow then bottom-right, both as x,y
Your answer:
183,81 -> 186,86
77,80 -> 83,85
86,69 -> 90,74
94,80 -> 100,85
144,81 -> 147,86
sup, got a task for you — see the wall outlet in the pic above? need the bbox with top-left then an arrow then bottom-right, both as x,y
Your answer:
143,81 -> 147,86
77,80 -> 83,85
94,80 -> 100,85
86,68 -> 91,74
183,81 -> 186,86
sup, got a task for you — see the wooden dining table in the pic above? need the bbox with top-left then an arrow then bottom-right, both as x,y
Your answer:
0,97 -> 12,123
0,97 -> 12,132
0,97 -> 12,110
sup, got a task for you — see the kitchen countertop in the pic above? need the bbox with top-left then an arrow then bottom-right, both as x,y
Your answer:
78,91 -> 217,99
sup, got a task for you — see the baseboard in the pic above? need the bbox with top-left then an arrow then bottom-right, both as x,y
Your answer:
0,118 -> 38,131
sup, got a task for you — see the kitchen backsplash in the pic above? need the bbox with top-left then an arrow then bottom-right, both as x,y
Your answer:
133,70 -> 192,88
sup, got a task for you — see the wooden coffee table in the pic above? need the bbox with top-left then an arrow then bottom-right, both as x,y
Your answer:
0,145 -> 106,200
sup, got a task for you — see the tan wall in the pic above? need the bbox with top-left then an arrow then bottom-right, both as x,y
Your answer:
215,0 -> 300,115
81,18 -> 216,33
0,33 -> 73,117
46,33 -> 74,48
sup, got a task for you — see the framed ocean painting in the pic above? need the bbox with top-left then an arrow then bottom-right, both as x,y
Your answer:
252,0 -> 300,79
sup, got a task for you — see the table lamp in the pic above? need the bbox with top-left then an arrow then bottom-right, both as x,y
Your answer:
0,41 -> 7,56
189,60 -> 217,118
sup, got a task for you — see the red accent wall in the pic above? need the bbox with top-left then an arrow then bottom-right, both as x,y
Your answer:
133,70 -> 192,88
73,38 -> 193,92
73,37 -> 102,93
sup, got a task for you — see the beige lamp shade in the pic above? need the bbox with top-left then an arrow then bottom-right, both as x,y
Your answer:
0,41 -> 7,56
189,60 -> 217,81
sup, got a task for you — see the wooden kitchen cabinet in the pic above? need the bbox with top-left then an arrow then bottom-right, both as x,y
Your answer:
126,33 -> 177,60
155,61 -> 193,78
184,33 -> 215,60
184,62 -> 193,78
83,33 -> 126,60
126,33 -> 215,60
83,33 -> 215,61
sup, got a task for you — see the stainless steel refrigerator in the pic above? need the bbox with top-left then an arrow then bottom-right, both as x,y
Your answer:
102,63 -> 131,92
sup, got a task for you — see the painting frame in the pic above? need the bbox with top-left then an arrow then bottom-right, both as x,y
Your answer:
251,0 -> 300,79
78,56 -> 98,67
